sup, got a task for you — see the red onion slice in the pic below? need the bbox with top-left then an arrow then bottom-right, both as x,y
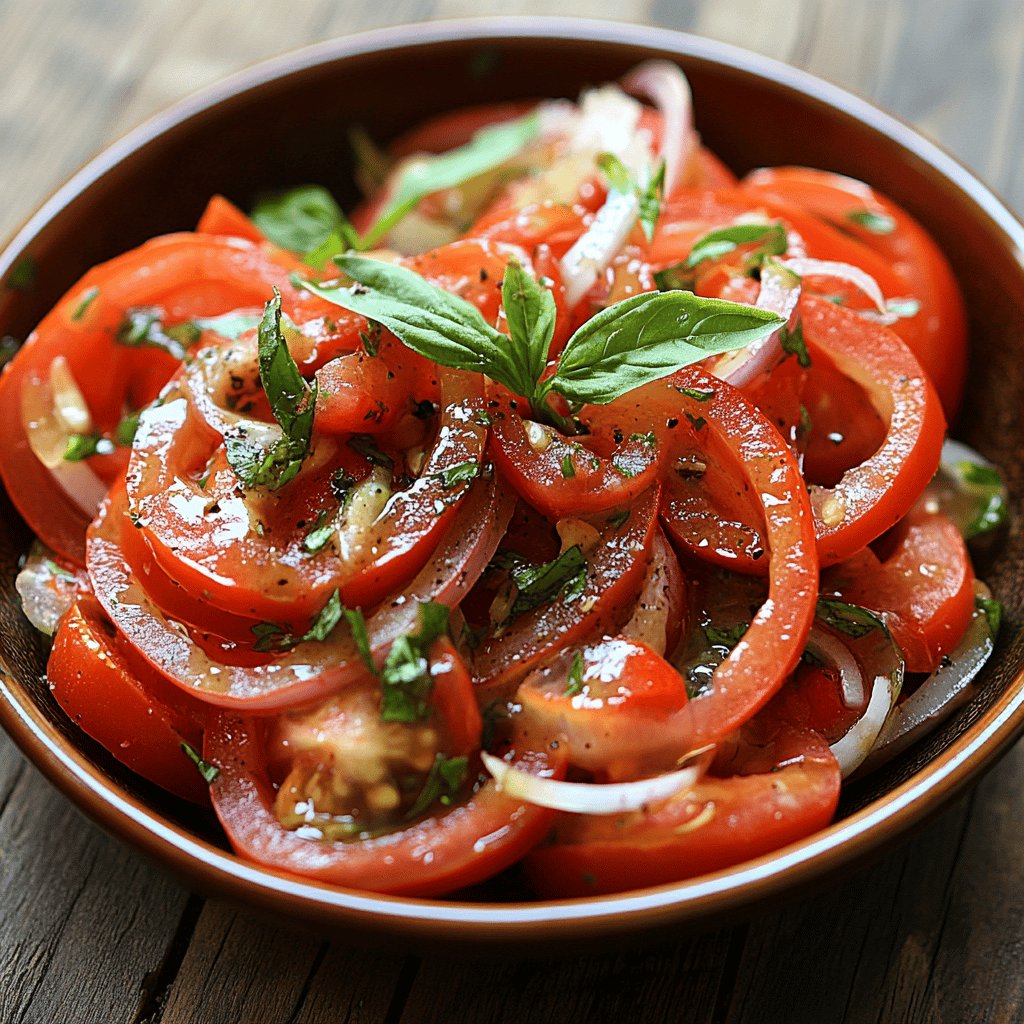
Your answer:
621,59 -> 697,197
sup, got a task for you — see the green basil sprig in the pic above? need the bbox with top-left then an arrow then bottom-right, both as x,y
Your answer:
299,256 -> 784,428
596,151 -> 666,241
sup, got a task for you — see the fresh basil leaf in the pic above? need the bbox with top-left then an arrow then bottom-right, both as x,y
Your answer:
180,741 -> 219,784
226,291 -> 316,490
685,222 -> 787,269
564,650 -> 585,696
380,601 -> 451,723
547,291 -> 785,406
560,453 -> 576,479
251,185 -> 346,258
251,590 -> 344,653
507,545 -> 587,620
956,460 -> 1008,539
406,753 -> 469,819
654,262 -> 695,292
678,385 -> 715,402
305,589 -> 343,642
501,258 -> 556,391
817,598 -> 886,638
301,256 -> 535,400
846,209 -> 897,235
357,111 -> 541,249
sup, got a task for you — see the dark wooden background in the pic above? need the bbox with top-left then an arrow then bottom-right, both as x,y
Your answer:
1,2 -> 1022,1022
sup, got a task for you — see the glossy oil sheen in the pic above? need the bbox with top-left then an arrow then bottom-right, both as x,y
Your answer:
0,19 -> 1022,952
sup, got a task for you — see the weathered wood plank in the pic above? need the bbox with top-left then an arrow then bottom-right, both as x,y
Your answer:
398,929 -> 738,1024
0,744 -> 192,1024
158,902 -> 409,1024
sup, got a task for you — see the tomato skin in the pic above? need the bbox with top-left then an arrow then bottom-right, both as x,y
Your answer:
196,195 -> 266,244
429,637 -> 483,756
313,350 -> 407,434
515,636 -> 689,780
49,597 -> 209,803
823,507 -> 975,673
526,727 -> 840,897
488,392 -> 662,520
207,713 -> 563,897
801,296 -> 945,566
741,166 -> 968,415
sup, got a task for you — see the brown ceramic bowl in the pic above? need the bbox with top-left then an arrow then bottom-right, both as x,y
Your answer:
0,18 -> 1021,952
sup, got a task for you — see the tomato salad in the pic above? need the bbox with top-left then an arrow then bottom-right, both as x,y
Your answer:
5,62 -> 1007,898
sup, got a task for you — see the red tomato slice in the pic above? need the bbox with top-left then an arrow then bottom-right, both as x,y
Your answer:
822,507 -> 975,673
89,472 -> 514,712
0,233 -> 315,563
49,596 -> 209,803
207,713 -> 564,898
126,371 -> 488,622
196,195 -> 266,244
741,166 -> 968,415
472,487 -> 660,701
488,391 -> 663,520
594,369 -> 819,744
525,726 -> 840,896
620,527 -> 688,656
515,636 -> 690,780
801,296 -> 945,566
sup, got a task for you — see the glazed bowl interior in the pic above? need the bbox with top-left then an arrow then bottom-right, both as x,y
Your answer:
1,18 -> 1022,950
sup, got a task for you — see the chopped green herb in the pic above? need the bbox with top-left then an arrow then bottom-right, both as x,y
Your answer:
331,468 -> 356,502
5,255 -> 35,291
976,595 -> 1003,637
504,545 -> 587,621
116,307 -> 190,361
597,154 -> 665,241
405,753 -> 469,819
685,222 -> 787,270
252,589 -> 343,652
433,461 -> 480,490
560,453 -> 576,479
225,291 -> 317,490
564,650 -> 586,697
816,597 -> 886,638
704,623 -> 749,649
846,209 -> 897,235
71,286 -> 100,322
684,412 -> 707,432
181,741 -> 219,784
678,386 -> 714,402
63,433 -> 111,461
115,410 -> 141,448
190,312 -> 261,340
380,602 -> 451,722
303,510 -> 335,555
608,510 -> 629,529
349,433 -> 393,469
252,185 -> 351,265
780,321 -> 811,368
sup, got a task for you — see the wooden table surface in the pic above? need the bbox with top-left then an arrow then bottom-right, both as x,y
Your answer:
1,2 -> 1022,1022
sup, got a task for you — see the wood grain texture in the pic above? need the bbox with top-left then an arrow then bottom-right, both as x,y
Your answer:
0,1 -> 1021,1022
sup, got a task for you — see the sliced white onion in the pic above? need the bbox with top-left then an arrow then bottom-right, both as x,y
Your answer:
49,356 -> 94,434
481,749 -> 705,815
829,672 -> 896,777
15,543 -> 79,636
716,259 -> 801,388
806,625 -> 865,708
781,257 -> 887,313
559,190 -> 640,308
621,59 -> 696,196
21,364 -> 109,517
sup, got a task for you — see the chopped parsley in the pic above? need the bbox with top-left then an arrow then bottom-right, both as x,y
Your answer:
564,650 -> 586,697
380,602 -> 450,722
405,753 -> 469,819
181,741 -> 219,784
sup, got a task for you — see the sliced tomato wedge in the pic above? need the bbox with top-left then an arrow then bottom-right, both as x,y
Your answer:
49,596 -> 209,803
741,166 -> 967,414
488,391 -> 662,520
526,725 -> 840,897
89,473 -> 514,712
801,295 -> 945,566
207,713 -> 563,898
823,507 -> 975,673
472,487 -> 660,700
514,636 -> 690,780
196,195 -> 267,244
